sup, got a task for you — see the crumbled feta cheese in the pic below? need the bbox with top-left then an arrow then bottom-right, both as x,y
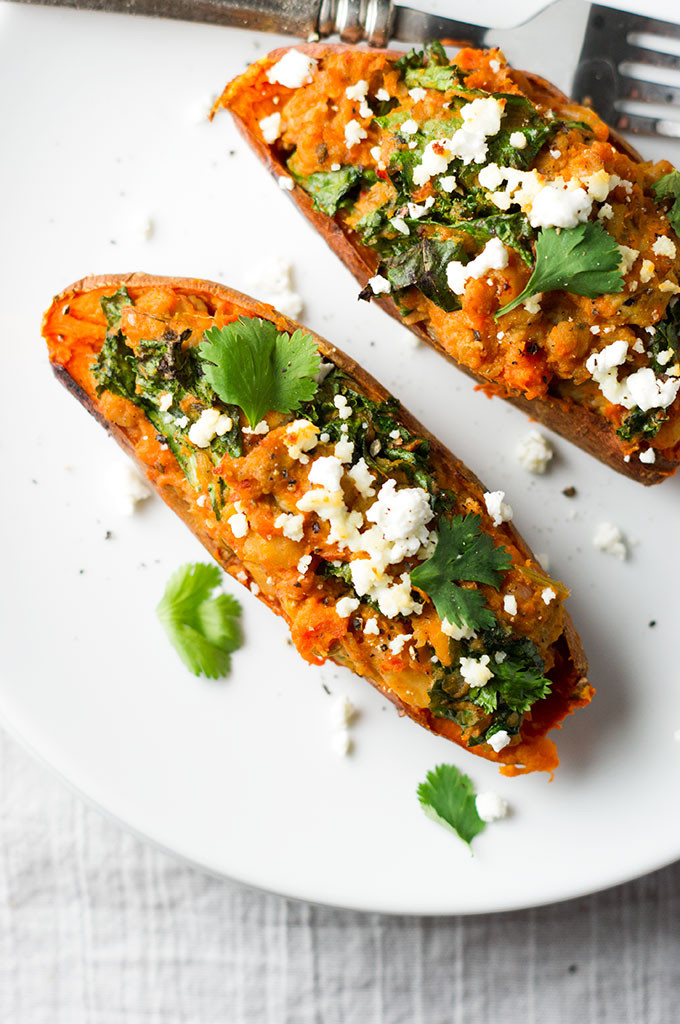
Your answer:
250,582 -> 260,596
407,197 -> 435,219
586,170 -> 611,201
245,257 -> 303,319
274,511 -> 305,541
375,88 -> 390,101
334,394 -> 352,419
529,182 -> 593,229
656,348 -> 674,366
334,438 -> 355,463
523,293 -> 542,315
487,730 -> 511,752
332,728 -> 352,757
332,696 -> 358,729
109,460 -> 151,515
390,216 -> 409,235
388,633 -> 412,655
652,235 -> 677,259
336,595 -> 360,618
632,339 -> 645,354
659,280 -> 680,294
277,174 -> 294,191
459,654 -> 494,688
368,274 -> 391,295
400,118 -> 419,135
489,58 -> 501,72
593,521 -> 627,560
618,245 -> 639,276
370,145 -> 382,163
516,430 -> 553,474
175,415 -> 189,428
188,408 -> 233,448
158,392 -> 173,412
483,490 -> 513,526
446,237 -> 509,294
196,493 -> 207,507
509,131 -> 527,149
451,96 -> 505,165
639,259 -> 655,284
365,479 -> 433,559
608,175 -> 633,195
297,553 -> 312,574
345,119 -> 367,149
549,149 -> 561,159
439,174 -> 457,192
242,420 -> 269,436
348,458 -> 376,497
266,50 -> 317,88
586,341 -> 679,411
597,202 -> 614,221
228,511 -> 248,538
541,587 -> 556,605
408,87 -> 427,102
440,618 -> 476,640
475,792 -> 509,822
503,594 -> 517,616
309,455 -> 344,492
639,448 -> 656,464
345,80 -> 368,101
259,112 -> 282,143
284,419 -> 319,463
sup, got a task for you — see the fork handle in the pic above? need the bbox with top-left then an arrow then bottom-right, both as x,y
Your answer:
11,0 -> 395,44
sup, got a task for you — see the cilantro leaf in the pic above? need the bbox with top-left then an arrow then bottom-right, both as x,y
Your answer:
288,164 -> 361,216
157,562 -> 242,679
652,170 -> 680,236
199,317 -> 321,427
496,222 -> 624,317
101,286 -> 132,330
417,763 -> 486,847
411,513 -> 511,631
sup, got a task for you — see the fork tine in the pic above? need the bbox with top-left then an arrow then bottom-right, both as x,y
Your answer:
617,13 -> 680,42
616,75 -> 680,108
619,44 -> 680,73
613,111 -> 680,138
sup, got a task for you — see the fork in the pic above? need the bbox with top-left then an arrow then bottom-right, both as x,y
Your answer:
573,4 -> 680,137
9,0 -> 680,137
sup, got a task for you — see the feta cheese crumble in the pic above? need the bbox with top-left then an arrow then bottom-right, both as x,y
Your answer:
259,112 -> 281,144
309,455 -> 344,492
483,490 -> 513,526
274,512 -> 305,542
364,617 -> 380,635
475,792 -> 509,822
639,448 -> 656,464
487,730 -> 511,753
284,419 -> 319,463
408,87 -> 427,102
109,460 -> 151,515
516,430 -> 553,474
446,237 -> 508,294
652,235 -> 677,259
503,594 -> 517,616
266,50 -> 317,88
368,274 -> 391,295
541,587 -> 556,605
459,654 -> 494,688
277,174 -> 294,191
188,408 -> 233,448
245,258 -> 303,319
509,131 -> 527,149
228,511 -> 249,538
336,596 -> 360,618
345,119 -> 367,149
593,521 -> 627,560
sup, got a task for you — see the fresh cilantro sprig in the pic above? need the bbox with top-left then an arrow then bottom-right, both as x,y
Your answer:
199,317 -> 321,427
496,222 -> 624,318
417,764 -> 486,848
157,563 -> 242,678
411,513 -> 511,632
652,170 -> 680,236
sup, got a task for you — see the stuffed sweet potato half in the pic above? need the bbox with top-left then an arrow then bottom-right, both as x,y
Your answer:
217,42 -> 680,485
43,274 -> 591,775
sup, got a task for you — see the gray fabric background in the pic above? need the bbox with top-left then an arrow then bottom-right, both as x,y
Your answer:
0,726 -> 677,1024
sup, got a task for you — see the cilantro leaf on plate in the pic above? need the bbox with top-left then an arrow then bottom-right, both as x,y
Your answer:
652,170 -> 680,236
157,562 -> 242,679
417,763 -> 486,847
496,221 -> 624,317
199,317 -> 321,427
411,513 -> 511,631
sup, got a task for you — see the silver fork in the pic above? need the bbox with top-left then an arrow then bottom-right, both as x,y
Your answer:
10,0 -> 680,137
572,4 -> 680,138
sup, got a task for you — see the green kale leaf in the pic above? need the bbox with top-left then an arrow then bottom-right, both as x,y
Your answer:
486,95 -> 553,170
380,234 -> 465,311
288,163 -> 361,217
100,286 -> 132,330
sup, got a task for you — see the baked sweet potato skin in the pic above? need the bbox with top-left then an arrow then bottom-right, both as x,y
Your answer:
43,273 -> 592,775
216,43 -> 680,486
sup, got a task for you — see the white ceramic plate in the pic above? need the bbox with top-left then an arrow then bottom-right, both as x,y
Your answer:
1,1 -> 679,915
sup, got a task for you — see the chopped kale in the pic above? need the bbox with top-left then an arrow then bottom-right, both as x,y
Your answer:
404,63 -> 468,93
616,407 -> 668,442
393,41 -> 449,75
652,170 -> 680,236
445,213 -> 535,266
486,95 -> 553,170
287,163 -> 361,216
93,331 -> 137,400
100,287 -> 132,331
380,234 -> 465,312
647,301 -> 680,374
